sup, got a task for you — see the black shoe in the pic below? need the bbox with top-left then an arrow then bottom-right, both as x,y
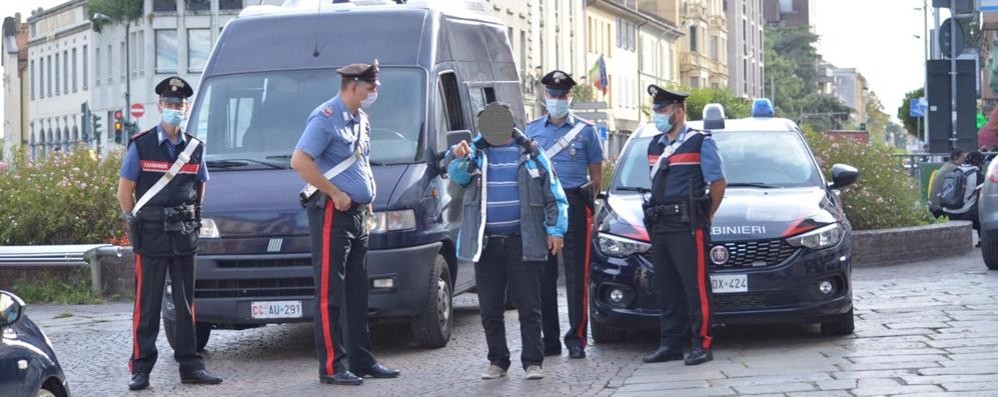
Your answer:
180,369 -> 223,385
543,344 -> 562,356
568,346 -> 586,359
642,346 -> 684,363
684,347 -> 713,366
128,373 -> 149,391
321,371 -> 364,385
354,363 -> 400,379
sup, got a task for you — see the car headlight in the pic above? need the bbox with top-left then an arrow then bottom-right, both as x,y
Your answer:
786,223 -> 843,250
199,218 -> 220,238
597,233 -> 651,258
370,210 -> 416,233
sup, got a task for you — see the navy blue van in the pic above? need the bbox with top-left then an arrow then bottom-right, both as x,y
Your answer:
590,103 -> 860,342
162,0 -> 524,349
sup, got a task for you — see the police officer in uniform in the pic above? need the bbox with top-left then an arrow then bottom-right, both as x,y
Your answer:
527,70 -> 603,359
291,60 -> 400,386
641,85 -> 727,366
118,76 -> 222,390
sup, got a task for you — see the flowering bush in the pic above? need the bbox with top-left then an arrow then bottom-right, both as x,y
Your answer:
0,147 -> 127,245
803,129 -> 932,230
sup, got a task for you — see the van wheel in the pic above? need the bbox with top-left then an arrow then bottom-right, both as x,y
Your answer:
820,308 -> 855,336
164,317 -> 213,352
982,240 -> 998,270
412,254 -> 453,348
591,319 -> 627,343
36,389 -> 56,397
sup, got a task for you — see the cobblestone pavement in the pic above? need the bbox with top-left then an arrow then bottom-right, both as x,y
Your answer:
28,248 -> 998,397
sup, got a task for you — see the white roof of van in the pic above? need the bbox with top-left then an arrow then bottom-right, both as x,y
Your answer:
240,0 -> 503,24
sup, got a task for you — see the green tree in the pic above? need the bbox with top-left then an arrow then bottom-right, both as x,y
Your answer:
897,88 -> 924,140
764,26 -> 852,129
682,87 -> 751,121
863,91 -> 891,145
571,83 -> 595,105
88,0 -> 142,32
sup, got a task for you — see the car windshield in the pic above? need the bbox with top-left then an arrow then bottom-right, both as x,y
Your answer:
188,67 -> 426,166
612,131 -> 824,191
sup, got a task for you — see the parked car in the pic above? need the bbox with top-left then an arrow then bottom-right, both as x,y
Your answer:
0,291 -> 70,397
978,156 -> 998,270
590,101 -> 859,342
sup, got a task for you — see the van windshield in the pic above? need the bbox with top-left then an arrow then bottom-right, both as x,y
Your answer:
188,67 -> 426,166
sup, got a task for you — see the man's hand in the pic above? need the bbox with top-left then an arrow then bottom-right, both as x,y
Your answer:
548,236 -> 564,254
453,141 -> 471,158
329,190 -> 353,211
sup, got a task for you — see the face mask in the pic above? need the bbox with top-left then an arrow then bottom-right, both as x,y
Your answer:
361,91 -> 378,108
162,109 -> 183,127
653,112 -> 674,133
546,99 -> 569,118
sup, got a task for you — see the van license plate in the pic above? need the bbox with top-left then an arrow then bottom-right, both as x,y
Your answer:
710,274 -> 748,293
251,300 -> 303,319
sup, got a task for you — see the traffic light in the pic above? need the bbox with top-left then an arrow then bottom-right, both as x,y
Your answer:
114,110 -> 124,144
93,114 -> 102,134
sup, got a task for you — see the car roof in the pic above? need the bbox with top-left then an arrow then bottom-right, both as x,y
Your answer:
631,117 -> 801,140
240,0 -> 502,25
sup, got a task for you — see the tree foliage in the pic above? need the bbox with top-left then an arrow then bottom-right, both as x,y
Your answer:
897,88 -> 925,140
87,0 -> 142,32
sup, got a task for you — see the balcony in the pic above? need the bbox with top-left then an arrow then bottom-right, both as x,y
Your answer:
683,1 -> 707,20
680,51 -> 712,73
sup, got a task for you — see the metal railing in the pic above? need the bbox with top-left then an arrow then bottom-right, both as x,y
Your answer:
0,244 -> 125,295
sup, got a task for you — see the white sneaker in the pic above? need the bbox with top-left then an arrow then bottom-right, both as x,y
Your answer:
481,364 -> 507,380
525,365 -> 544,380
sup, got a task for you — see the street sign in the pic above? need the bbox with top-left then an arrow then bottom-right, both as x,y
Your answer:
939,18 -> 966,59
130,103 -> 145,119
910,98 -> 927,117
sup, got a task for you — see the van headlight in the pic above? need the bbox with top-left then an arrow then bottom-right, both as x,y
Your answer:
370,210 -> 416,233
597,233 -> 651,258
786,223 -> 843,250
199,218 -> 220,238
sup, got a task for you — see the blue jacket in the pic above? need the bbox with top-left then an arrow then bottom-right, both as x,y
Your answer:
446,132 -> 569,262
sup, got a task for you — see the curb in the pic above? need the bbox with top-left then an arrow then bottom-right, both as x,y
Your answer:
851,220 -> 973,268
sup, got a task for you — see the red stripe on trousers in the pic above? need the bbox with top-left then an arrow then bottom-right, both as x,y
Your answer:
130,254 -> 143,372
694,230 -> 712,349
321,203 -> 336,375
577,206 -> 593,349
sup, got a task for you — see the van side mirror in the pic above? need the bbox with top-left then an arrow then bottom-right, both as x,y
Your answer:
828,164 -> 859,190
0,291 -> 25,329
446,130 -> 473,149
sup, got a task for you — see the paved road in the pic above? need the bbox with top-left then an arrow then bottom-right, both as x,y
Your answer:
28,248 -> 998,396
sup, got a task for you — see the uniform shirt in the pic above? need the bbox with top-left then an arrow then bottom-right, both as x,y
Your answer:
483,141 -> 521,235
295,95 -> 375,204
658,125 -> 726,183
526,113 -> 604,189
119,124 -> 209,183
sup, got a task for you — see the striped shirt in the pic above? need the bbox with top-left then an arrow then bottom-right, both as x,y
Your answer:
484,143 -> 521,235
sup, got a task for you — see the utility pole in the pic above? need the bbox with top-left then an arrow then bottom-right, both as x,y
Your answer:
924,0 -> 930,144
950,0 -> 958,150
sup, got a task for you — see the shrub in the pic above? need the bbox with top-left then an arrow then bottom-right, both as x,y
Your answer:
0,147 -> 126,245
803,129 -> 932,230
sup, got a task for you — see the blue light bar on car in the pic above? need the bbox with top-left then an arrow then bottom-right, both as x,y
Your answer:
752,98 -> 775,118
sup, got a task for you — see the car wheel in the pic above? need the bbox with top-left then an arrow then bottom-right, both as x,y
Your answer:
163,317 -> 212,352
591,318 -> 627,343
36,389 -> 56,397
982,240 -> 998,270
820,308 -> 855,336
411,254 -> 453,348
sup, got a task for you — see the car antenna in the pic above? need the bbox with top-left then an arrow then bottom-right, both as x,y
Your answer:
311,0 -> 321,57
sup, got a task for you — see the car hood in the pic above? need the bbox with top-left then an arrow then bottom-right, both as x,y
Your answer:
602,186 -> 835,243
202,165 -> 407,237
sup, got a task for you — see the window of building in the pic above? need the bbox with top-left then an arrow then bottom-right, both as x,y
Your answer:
156,29 -> 178,73
691,76 -> 700,88
106,45 -> 112,84
689,26 -> 698,52
63,50 -> 68,94
54,53 -> 59,96
779,0 -> 793,13
188,28 -> 211,73
186,0 -> 210,11
30,60 -> 35,99
219,0 -> 243,10
82,45 -> 88,90
710,36 -> 718,61
72,48 -> 77,92
153,0 -> 177,12
47,55 -> 52,97
95,47 -> 100,87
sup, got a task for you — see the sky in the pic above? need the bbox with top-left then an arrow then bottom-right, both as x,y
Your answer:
813,0 -> 934,123
0,0 -> 949,134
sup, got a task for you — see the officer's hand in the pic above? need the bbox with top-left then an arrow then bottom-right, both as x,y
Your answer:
453,141 -> 471,158
548,236 -> 564,254
331,191 -> 352,212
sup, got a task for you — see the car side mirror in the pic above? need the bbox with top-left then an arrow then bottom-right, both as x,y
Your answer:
828,164 -> 859,190
446,130 -> 473,149
0,291 -> 25,329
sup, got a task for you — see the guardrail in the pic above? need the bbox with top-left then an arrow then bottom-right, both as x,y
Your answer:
0,244 -> 125,295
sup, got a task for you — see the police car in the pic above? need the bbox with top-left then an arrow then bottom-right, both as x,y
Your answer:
590,99 -> 860,342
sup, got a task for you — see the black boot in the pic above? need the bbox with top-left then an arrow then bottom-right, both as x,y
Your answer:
180,369 -> 223,385
684,347 -> 713,366
642,346 -> 684,363
128,373 -> 150,391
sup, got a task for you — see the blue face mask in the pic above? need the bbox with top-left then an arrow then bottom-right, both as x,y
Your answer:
546,99 -> 569,118
653,112 -> 674,133
162,109 -> 184,127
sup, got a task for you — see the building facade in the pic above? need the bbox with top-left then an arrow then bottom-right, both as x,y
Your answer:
725,0 -> 764,98
2,14 -> 29,160
680,0 -> 727,90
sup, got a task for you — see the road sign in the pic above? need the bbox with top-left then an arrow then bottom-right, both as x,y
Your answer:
910,98 -> 926,117
939,18 -> 966,59
130,103 -> 145,119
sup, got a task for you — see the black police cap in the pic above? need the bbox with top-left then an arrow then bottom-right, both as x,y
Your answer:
155,77 -> 193,104
541,70 -> 576,96
648,84 -> 688,107
337,59 -> 380,86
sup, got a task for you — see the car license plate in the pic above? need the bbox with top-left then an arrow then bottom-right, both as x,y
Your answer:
250,300 -> 303,319
710,274 -> 748,293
